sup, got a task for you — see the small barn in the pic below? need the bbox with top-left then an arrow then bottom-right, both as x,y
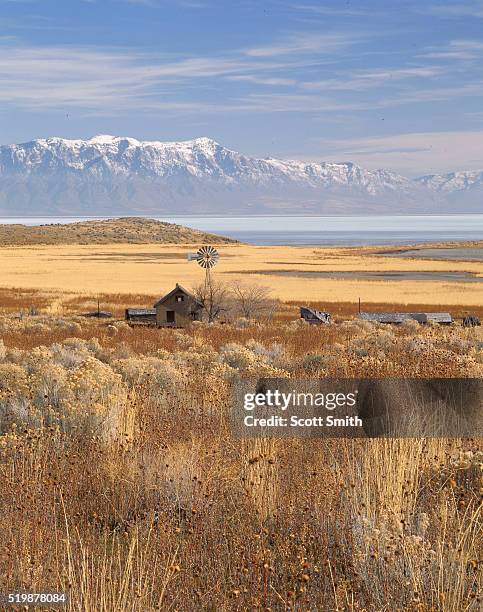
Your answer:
300,307 -> 331,324
358,312 -> 453,325
125,308 -> 156,325
154,284 -> 203,327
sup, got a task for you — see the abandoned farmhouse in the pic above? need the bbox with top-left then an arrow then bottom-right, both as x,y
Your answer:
126,284 -> 203,327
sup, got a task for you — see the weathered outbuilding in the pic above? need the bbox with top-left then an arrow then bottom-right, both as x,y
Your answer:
358,312 -> 453,325
154,284 -> 203,327
125,308 -> 156,325
300,307 -> 331,324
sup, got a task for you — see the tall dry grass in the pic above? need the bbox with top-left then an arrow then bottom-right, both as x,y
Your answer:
0,305 -> 481,610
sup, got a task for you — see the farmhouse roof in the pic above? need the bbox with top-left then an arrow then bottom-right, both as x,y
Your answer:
153,283 -> 202,308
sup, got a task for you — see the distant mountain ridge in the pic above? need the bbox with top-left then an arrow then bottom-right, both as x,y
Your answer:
0,135 -> 481,215
415,170 -> 483,192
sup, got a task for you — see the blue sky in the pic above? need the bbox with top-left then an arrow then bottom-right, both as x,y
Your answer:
1,0 -> 483,176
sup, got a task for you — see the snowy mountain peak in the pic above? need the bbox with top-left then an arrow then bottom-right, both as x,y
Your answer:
190,136 -> 220,147
0,135 -> 480,215
86,134 -> 221,150
416,169 -> 483,192
89,134 -> 140,145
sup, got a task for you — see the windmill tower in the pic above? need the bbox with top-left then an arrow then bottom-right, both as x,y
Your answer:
187,245 -> 220,289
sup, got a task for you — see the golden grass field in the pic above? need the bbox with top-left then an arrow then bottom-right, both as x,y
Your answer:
0,222 -> 481,610
0,308 -> 481,611
0,241 -> 481,307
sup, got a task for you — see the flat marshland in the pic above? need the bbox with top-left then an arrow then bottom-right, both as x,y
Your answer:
0,220 -> 481,610
0,241 -> 482,306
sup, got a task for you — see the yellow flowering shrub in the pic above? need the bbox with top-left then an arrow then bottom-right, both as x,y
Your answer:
112,356 -> 182,393
0,363 -> 29,398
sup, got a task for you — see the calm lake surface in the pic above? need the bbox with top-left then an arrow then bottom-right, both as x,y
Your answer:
251,270 -> 483,283
0,215 -> 482,247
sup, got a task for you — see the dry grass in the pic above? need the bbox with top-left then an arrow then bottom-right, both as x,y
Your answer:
0,287 -> 52,313
0,242 -> 481,306
0,297 -> 481,610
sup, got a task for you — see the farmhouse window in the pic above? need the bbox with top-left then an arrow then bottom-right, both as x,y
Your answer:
176,295 -> 184,302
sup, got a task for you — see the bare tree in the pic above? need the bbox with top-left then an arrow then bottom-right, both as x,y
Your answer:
231,282 -> 277,320
193,278 -> 232,323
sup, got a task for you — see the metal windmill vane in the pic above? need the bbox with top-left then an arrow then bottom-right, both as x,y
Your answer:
187,245 -> 220,286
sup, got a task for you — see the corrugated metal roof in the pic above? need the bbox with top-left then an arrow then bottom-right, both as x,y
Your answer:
423,313 -> 453,323
358,312 -> 452,324
126,308 -> 156,316
358,312 -> 410,323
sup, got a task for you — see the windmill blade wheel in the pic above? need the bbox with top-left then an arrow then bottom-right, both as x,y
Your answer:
196,245 -> 219,269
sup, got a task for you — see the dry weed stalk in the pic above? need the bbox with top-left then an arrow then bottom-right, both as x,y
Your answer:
0,299 -> 480,610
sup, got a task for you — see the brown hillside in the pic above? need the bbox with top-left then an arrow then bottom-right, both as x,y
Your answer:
0,217 -> 238,246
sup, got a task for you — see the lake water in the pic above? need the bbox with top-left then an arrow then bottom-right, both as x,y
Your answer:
0,214 -> 482,247
381,247 -> 483,261
249,270 -> 483,283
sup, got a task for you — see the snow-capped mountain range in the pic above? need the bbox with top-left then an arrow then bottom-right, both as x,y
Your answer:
0,135 -> 481,215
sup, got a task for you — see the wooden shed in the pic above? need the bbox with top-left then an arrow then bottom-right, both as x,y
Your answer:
154,284 -> 203,328
125,308 -> 156,325
300,307 -> 331,324
358,312 -> 453,325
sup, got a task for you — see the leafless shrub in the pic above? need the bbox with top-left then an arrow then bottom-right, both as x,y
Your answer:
231,281 -> 278,320
193,278 -> 232,323
401,318 -> 420,333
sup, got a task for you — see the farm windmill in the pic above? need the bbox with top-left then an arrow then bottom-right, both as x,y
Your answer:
187,245 -> 220,288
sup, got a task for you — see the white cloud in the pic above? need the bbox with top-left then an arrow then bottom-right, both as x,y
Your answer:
122,0 -> 207,7
291,3 -> 368,16
418,39 -> 483,61
450,39 -> 483,50
311,131 -> 483,176
376,80 -> 483,108
226,75 -> 296,86
0,32 -> 364,113
0,45 -> 290,111
0,29 -> 479,121
427,1 -> 483,18
240,92 -> 360,113
358,66 -> 443,80
420,50 -> 476,60
244,32 -> 357,58
301,66 -> 444,92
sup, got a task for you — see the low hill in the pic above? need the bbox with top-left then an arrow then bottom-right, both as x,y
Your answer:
0,217 -> 237,246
